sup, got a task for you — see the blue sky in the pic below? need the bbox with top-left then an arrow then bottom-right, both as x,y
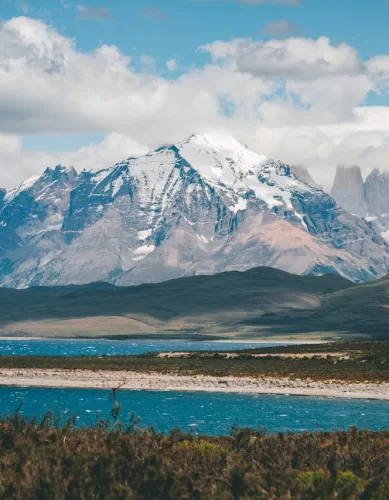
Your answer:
3,0 -> 389,76
1,0 -> 389,188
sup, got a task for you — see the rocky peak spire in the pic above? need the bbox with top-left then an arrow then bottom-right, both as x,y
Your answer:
330,165 -> 366,216
365,168 -> 389,216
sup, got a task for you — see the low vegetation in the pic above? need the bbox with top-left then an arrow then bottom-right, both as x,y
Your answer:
0,410 -> 388,499
2,266 -> 389,337
0,342 -> 389,382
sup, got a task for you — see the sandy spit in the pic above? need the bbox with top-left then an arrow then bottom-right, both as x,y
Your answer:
0,369 -> 388,400
212,340 -> 329,344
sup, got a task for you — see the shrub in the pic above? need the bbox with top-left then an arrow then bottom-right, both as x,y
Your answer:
0,413 -> 388,499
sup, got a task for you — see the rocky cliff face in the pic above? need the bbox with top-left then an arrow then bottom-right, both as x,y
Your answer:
290,165 -> 322,190
1,134 -> 389,287
330,165 -> 366,216
331,165 -> 389,241
365,169 -> 389,217
0,165 -> 80,284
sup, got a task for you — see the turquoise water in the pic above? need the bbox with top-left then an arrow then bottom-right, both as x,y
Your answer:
0,339 -> 292,356
1,340 -> 387,435
0,386 -> 388,436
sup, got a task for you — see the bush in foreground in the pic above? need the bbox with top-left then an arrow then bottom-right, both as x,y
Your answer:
0,412 -> 388,499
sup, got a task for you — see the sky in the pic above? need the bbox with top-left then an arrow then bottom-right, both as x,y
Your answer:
1,0 -> 389,189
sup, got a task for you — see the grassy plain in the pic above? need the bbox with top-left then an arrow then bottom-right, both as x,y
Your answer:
0,342 -> 388,382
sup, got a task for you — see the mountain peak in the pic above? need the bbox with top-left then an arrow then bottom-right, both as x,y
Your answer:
330,165 -> 366,216
291,165 -> 322,190
4,165 -> 78,205
337,164 -> 362,174
45,165 -> 77,175
3,174 -> 41,203
331,165 -> 389,222
366,168 -> 389,180
176,132 -> 270,180
181,133 -> 249,152
43,164 -> 77,177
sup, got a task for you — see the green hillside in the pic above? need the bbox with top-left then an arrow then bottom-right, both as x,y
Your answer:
5,266 -> 389,338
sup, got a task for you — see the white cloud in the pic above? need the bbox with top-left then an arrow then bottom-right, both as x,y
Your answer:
199,37 -> 375,130
0,133 -> 148,189
0,17 -> 265,140
166,59 -> 178,72
140,54 -> 157,73
201,37 -> 363,81
367,55 -> 389,91
243,110 -> 389,190
1,17 -> 389,190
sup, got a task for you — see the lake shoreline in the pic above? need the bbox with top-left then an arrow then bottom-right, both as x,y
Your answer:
0,368 -> 388,400
0,336 -> 330,343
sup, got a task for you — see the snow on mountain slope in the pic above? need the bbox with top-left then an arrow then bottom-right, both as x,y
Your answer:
1,134 -> 389,288
0,165 -> 79,286
177,134 -> 311,213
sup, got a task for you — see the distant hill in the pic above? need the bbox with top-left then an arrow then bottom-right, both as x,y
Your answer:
317,275 -> 389,336
0,266 -> 373,338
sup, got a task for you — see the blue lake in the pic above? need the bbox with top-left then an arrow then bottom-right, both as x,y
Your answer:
0,339 -> 293,356
1,339 -> 387,435
0,386 -> 388,436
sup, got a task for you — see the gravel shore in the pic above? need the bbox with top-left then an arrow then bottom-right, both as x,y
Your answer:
0,368 -> 388,400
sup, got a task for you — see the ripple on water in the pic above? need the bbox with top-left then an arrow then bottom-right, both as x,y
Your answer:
0,339 -> 301,357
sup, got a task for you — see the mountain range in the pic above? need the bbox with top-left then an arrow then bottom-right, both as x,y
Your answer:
1,133 -> 389,287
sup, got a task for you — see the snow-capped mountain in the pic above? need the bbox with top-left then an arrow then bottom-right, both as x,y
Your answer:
1,133 -> 389,288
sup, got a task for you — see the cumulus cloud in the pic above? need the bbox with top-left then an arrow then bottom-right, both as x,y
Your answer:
1,16 -> 389,190
199,36 -> 375,126
140,55 -> 157,73
201,37 -> 363,81
0,17 -> 71,74
0,17 -> 262,139
367,55 -> 389,90
166,59 -> 178,72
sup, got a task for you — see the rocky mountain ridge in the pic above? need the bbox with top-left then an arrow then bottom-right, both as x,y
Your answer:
331,165 -> 389,240
1,134 -> 389,287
